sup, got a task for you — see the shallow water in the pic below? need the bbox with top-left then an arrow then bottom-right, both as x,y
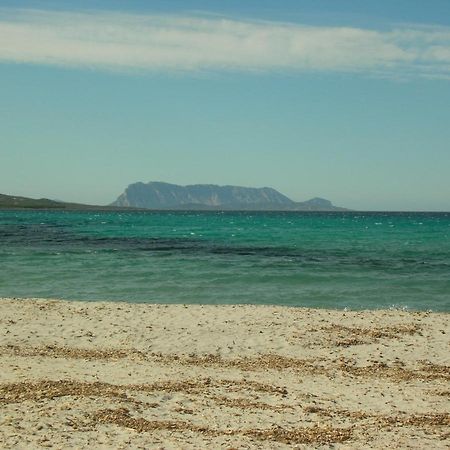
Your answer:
0,210 -> 449,311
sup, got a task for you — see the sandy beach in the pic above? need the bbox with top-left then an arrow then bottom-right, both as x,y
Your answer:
0,298 -> 449,449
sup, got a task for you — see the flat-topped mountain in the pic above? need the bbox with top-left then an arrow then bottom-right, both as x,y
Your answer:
111,182 -> 346,211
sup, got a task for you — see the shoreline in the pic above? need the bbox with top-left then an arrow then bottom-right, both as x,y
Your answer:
1,297 -> 449,448
4,296 -> 447,314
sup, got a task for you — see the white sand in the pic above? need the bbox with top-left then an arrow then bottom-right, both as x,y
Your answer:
0,298 -> 449,449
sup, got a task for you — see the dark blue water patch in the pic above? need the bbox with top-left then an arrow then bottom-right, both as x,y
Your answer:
1,221 -> 448,262
1,210 -> 449,311
2,231 -> 448,276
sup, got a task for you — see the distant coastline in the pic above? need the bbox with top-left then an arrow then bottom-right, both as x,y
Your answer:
2,191 -> 450,213
1,181 -> 348,212
0,193 -> 144,211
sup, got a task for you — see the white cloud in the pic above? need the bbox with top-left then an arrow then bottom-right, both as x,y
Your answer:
0,8 -> 449,78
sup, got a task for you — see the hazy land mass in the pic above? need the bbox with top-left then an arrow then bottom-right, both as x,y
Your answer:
0,194 -> 111,211
110,182 -> 347,211
1,183 -> 347,211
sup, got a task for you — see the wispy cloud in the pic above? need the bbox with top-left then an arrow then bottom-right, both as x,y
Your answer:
0,8 -> 449,78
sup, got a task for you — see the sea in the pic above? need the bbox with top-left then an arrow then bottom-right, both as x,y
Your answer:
0,210 -> 449,311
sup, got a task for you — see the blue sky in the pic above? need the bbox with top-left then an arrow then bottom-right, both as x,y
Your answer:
1,1 -> 449,210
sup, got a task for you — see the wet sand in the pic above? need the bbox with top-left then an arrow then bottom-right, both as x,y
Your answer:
0,298 -> 449,449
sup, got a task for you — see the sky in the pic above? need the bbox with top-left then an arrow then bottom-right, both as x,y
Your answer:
1,1 -> 449,211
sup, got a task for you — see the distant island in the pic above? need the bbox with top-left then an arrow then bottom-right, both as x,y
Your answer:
111,182 -> 347,211
0,183 -> 346,211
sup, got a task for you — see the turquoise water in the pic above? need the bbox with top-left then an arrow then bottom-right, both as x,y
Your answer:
0,210 -> 449,311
